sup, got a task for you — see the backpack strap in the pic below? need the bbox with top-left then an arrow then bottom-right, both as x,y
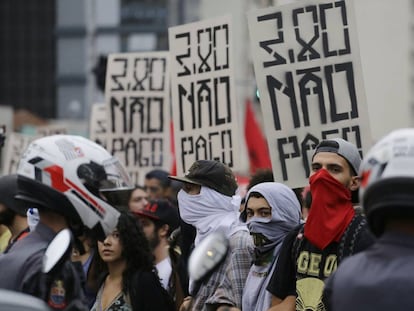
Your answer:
337,214 -> 367,263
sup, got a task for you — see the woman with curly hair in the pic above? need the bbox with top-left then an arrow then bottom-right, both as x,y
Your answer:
90,211 -> 174,311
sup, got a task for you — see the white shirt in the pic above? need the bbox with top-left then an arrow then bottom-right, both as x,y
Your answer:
156,256 -> 172,290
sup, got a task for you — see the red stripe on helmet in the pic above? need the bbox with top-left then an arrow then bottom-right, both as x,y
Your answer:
43,165 -> 106,216
44,165 -> 70,192
65,178 -> 106,215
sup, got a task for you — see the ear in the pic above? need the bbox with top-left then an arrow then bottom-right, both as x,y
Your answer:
158,224 -> 170,239
349,175 -> 360,191
163,186 -> 173,198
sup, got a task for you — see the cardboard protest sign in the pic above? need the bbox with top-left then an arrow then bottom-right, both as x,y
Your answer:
168,15 -> 242,176
248,0 -> 372,188
89,103 -> 107,149
105,52 -> 171,185
2,132 -> 36,174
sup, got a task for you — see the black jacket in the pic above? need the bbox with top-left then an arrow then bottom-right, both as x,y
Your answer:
129,269 -> 175,311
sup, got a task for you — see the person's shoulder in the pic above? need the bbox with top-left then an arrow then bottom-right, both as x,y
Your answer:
130,269 -> 175,311
133,268 -> 168,290
1,232 -> 46,260
282,223 -> 305,247
331,250 -> 368,283
133,269 -> 158,283
131,269 -> 165,297
350,214 -> 376,251
229,229 -> 254,249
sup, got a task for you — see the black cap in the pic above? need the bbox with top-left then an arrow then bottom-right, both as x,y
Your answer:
134,199 -> 180,231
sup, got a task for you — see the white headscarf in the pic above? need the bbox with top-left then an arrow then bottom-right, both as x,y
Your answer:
242,182 -> 301,311
178,186 -> 247,246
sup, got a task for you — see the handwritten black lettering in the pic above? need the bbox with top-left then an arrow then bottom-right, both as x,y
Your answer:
175,32 -> 192,76
257,12 -> 286,67
180,130 -> 234,172
110,58 -> 128,91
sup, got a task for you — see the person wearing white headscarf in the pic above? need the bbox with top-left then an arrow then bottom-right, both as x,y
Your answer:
170,160 -> 254,311
240,182 -> 301,311
178,186 -> 247,246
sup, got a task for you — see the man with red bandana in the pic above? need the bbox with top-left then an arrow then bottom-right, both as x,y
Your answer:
266,138 -> 375,311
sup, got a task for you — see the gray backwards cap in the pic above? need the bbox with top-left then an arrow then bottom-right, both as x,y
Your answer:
312,138 -> 361,175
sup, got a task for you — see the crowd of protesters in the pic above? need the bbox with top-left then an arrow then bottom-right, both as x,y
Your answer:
0,130 -> 413,311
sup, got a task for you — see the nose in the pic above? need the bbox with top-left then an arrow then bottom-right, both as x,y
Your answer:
103,236 -> 111,246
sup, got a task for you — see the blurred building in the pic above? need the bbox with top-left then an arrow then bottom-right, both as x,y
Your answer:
0,1 -> 56,119
0,0 -> 201,122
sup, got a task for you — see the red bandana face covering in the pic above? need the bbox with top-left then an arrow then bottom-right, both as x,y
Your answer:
304,169 -> 355,250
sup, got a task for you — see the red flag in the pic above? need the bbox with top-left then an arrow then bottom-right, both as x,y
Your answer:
244,99 -> 272,174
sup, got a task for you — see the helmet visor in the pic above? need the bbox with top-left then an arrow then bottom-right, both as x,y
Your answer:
99,157 -> 133,191
99,157 -> 133,210
77,156 -> 133,208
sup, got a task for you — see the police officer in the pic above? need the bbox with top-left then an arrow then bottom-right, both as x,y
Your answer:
0,135 -> 133,310
324,129 -> 414,310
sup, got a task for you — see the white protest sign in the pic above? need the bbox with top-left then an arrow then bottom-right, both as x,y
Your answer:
168,15 -> 242,176
105,51 -> 171,185
2,132 -> 36,174
248,0 -> 371,188
89,103 -> 107,149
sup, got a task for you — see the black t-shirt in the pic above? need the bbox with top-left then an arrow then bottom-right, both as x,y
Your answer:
267,215 -> 375,310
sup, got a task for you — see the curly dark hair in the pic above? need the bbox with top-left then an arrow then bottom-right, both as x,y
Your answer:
95,211 -> 155,293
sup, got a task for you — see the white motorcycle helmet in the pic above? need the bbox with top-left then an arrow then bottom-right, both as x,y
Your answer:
359,128 -> 414,236
16,134 -> 133,239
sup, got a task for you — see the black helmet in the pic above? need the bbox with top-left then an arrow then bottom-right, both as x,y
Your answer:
0,174 -> 28,216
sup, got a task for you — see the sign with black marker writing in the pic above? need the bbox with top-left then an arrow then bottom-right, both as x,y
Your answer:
168,15 -> 241,176
89,103 -> 108,149
2,133 -> 36,174
248,0 -> 371,188
105,52 -> 171,185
